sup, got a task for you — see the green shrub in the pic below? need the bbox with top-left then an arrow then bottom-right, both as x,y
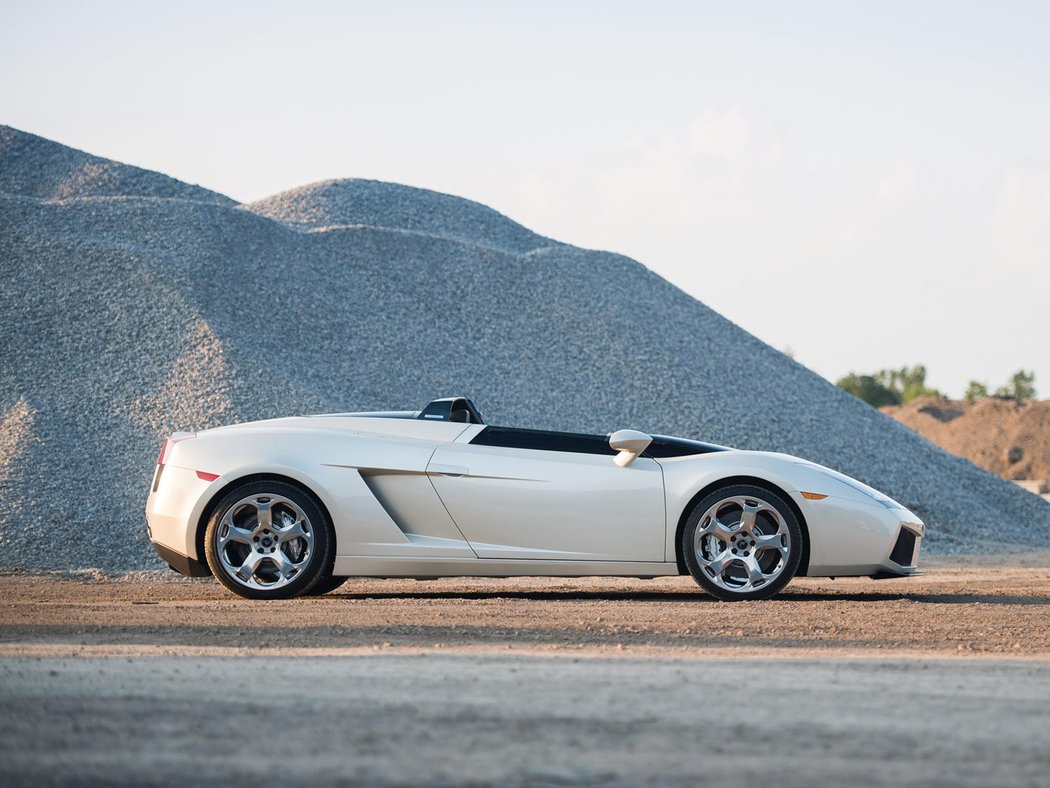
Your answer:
837,365 -> 942,407
964,380 -> 989,402
995,370 -> 1036,401
836,373 -> 901,407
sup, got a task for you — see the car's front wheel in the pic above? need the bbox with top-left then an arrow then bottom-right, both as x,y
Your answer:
305,575 -> 350,596
204,480 -> 333,600
682,483 -> 802,601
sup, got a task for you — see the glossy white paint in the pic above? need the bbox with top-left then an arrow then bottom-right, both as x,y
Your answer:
428,440 -> 665,561
145,411 -> 924,581
655,450 -> 924,575
608,429 -> 654,467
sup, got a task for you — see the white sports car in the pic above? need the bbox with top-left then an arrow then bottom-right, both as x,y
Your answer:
145,397 -> 924,600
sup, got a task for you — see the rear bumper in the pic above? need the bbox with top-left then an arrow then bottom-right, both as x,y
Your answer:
152,540 -> 211,577
145,464 -> 215,561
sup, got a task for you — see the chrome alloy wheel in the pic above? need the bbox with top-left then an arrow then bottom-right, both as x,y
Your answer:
214,494 -> 315,591
693,495 -> 791,594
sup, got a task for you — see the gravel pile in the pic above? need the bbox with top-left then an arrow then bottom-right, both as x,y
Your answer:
247,178 -> 552,254
0,127 -> 232,205
2,125 -> 1048,571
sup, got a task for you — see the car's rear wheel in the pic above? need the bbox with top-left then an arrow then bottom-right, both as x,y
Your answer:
204,480 -> 333,600
682,483 -> 802,601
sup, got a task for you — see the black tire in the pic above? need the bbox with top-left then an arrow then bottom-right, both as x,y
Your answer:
305,575 -> 350,596
681,483 -> 803,601
204,480 -> 333,600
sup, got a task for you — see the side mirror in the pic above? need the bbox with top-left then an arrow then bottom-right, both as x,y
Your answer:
609,429 -> 653,467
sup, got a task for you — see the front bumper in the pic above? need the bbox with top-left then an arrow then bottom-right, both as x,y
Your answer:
797,491 -> 924,577
870,523 -> 923,579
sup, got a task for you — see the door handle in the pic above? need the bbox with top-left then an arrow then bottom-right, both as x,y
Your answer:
429,464 -> 469,477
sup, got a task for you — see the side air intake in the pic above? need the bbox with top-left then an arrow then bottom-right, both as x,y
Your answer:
889,528 -> 917,566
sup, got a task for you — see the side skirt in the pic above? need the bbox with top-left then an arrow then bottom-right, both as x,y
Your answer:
332,556 -> 681,578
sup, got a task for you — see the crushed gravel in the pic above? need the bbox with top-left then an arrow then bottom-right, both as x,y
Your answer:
247,178 -> 552,254
0,126 -> 231,205
1,124 -> 1049,571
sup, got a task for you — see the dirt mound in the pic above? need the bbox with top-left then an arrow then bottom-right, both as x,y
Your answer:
882,397 -> 1050,483
2,124 -> 1050,571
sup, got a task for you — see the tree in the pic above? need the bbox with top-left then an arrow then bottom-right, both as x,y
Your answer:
836,373 -> 901,407
879,365 -> 943,403
995,370 -> 1036,401
964,380 -> 989,403
837,364 -> 942,407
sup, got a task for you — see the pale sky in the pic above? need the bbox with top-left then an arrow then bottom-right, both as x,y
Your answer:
3,0 -> 1048,397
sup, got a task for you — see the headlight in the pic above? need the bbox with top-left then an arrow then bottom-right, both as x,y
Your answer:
811,466 -> 901,508
790,460 -> 906,510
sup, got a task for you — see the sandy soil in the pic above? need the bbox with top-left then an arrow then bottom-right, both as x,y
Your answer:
3,569 -> 1050,786
882,395 -> 1050,484
1,567 -> 1049,657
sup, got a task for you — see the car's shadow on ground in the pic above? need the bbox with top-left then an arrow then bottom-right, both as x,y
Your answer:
784,592 -> 1049,605
326,589 -> 1050,605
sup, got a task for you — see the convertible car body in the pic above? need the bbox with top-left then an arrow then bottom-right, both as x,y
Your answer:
145,397 -> 924,600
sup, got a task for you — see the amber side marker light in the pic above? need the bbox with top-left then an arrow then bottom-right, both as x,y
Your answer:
800,492 -> 828,500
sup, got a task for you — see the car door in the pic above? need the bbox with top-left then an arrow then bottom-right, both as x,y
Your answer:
319,417 -> 479,558
426,426 -> 666,561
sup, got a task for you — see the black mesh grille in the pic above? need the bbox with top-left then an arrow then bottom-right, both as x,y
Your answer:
889,528 -> 917,565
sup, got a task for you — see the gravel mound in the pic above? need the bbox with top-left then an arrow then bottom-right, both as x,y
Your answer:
883,397 -> 1050,484
245,178 -> 552,254
0,126 -> 232,205
2,124 -> 1048,571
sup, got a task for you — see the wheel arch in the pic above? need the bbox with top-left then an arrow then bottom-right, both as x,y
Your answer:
194,472 -> 337,575
673,475 -> 811,577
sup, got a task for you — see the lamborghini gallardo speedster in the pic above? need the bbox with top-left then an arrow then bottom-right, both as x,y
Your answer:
145,397 -> 923,600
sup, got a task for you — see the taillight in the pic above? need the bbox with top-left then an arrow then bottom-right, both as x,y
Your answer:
156,432 -> 196,466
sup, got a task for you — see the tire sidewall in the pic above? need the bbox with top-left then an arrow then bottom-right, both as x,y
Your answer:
681,483 -> 802,601
204,480 -> 333,600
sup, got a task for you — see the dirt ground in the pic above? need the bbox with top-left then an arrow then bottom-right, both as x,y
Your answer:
3,568 -> 1050,786
2,567 -> 1049,657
